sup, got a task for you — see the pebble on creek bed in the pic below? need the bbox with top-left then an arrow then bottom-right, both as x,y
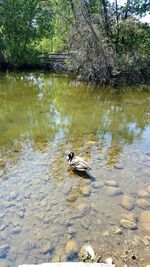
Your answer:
121,195 -> 135,211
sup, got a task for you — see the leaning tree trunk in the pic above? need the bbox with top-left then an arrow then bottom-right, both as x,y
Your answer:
0,47 -> 5,68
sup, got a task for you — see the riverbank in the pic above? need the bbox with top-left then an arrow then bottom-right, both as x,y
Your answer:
0,53 -> 149,87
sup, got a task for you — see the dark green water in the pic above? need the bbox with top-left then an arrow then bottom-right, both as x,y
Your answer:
0,72 -> 150,267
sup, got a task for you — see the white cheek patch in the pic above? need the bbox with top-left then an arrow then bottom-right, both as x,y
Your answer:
67,156 -> 69,161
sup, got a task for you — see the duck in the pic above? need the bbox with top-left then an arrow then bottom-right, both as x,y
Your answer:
67,152 -> 92,172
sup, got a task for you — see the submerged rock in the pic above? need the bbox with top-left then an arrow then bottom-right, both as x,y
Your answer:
75,203 -> 88,213
79,244 -> 95,261
11,226 -> 22,235
65,239 -> 78,255
140,211 -> 150,232
52,248 -> 65,262
67,192 -> 78,202
37,213 -> 45,221
42,242 -> 53,254
106,187 -> 123,196
0,244 -> 10,258
138,189 -> 149,198
122,213 -> 138,223
105,180 -> 118,187
111,225 -> 122,235
121,195 -> 135,211
18,211 -> 25,219
114,163 -> 123,169
136,199 -> 150,209
92,181 -> 104,189
79,185 -> 91,197
120,219 -> 137,230
146,185 -> 150,193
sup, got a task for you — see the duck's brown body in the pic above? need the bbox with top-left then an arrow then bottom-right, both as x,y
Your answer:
67,152 -> 91,172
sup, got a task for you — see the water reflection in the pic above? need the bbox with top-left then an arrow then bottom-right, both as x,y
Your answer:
0,72 -> 149,162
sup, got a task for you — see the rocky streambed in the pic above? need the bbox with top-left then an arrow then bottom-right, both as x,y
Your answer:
0,139 -> 150,267
0,72 -> 150,267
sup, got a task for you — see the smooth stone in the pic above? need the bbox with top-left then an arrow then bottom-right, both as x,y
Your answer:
12,220 -> 20,227
40,200 -> 48,207
105,180 -> 118,187
138,189 -> 149,198
144,235 -> 150,241
0,224 -> 7,231
80,218 -> 90,230
0,244 -> 10,258
111,226 -> 122,235
92,181 -> 104,189
11,226 -> 22,234
0,232 -> 7,241
136,199 -> 150,209
65,240 -> 78,254
75,203 -> 88,212
133,235 -> 141,245
140,211 -> 150,232
43,175 -> 50,182
121,195 -> 135,211
52,248 -> 64,262
103,231 -> 111,237
78,244 -> 95,261
105,258 -> 113,265
114,163 -> 123,169
18,211 -> 25,218
141,237 -> 149,246
64,184 -> 72,195
120,219 -> 137,230
106,187 -> 123,197
78,185 -> 91,197
67,192 -> 78,202
24,193 -> 31,199
42,242 -> 53,254
37,213 -> 45,221
146,185 -> 150,193
43,217 -> 51,224
122,213 -> 138,223
51,200 -> 58,206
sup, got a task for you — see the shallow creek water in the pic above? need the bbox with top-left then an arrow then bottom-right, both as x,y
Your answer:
0,72 -> 150,267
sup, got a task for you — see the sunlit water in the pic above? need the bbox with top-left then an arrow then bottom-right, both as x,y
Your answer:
0,72 -> 150,267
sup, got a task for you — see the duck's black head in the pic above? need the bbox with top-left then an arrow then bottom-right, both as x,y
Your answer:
67,152 -> 74,161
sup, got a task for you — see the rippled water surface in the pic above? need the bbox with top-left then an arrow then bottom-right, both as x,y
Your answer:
0,72 -> 150,267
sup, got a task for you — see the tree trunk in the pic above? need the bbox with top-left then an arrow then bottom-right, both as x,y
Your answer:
125,0 -> 130,19
101,0 -> 109,36
115,0 -> 119,53
0,47 -> 5,68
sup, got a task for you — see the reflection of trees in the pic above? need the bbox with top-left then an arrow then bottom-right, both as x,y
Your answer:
0,72 -> 150,167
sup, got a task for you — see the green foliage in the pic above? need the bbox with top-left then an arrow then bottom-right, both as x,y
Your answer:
113,18 -> 150,78
36,36 -> 64,53
0,0 -> 149,84
0,0 -> 54,66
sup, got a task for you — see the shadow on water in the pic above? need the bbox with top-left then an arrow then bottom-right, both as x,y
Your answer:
73,169 -> 96,181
